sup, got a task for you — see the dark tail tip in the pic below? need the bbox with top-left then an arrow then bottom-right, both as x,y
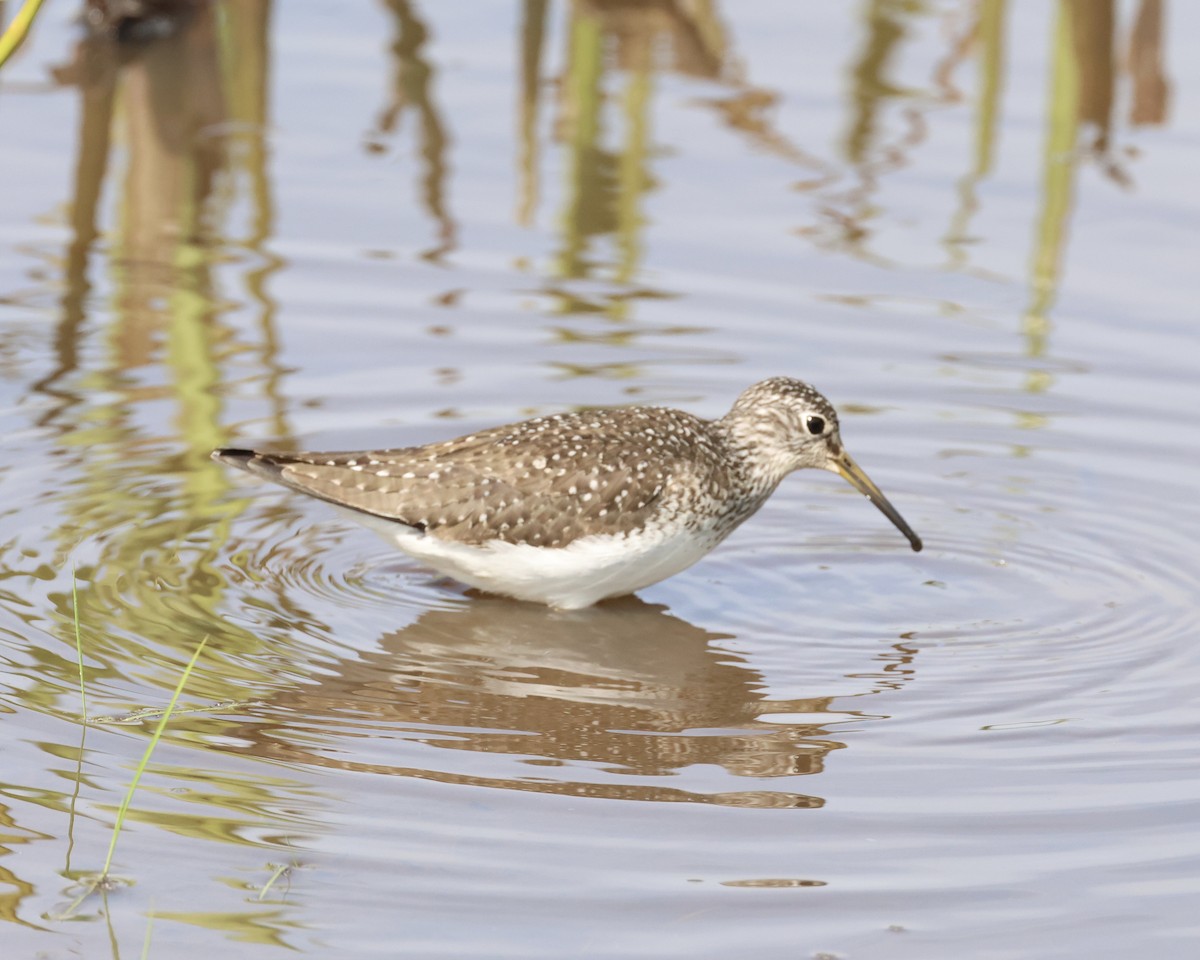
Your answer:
212,447 -> 292,483
212,447 -> 257,465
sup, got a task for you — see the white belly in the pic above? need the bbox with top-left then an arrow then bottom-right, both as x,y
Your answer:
340,508 -> 721,609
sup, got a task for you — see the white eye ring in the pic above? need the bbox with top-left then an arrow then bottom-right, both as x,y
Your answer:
805,415 -> 825,436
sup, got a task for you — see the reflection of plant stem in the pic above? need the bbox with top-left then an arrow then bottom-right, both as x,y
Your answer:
832,0 -> 926,261
1127,0 -> 1169,126
374,0 -> 457,261
73,568 -> 88,721
34,35 -> 118,431
943,0 -> 1007,270
974,0 -> 1007,178
65,568 -> 88,875
65,722 -> 87,876
103,885 -> 120,960
517,0 -> 549,226
140,900 -> 155,960
557,10 -> 604,280
844,0 -> 909,167
1026,1 -> 1081,356
216,0 -> 292,442
615,66 -> 652,292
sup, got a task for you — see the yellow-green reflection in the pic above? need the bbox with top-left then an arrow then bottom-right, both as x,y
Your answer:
944,0 -> 1007,270
16,1 -> 307,703
149,908 -> 302,948
517,0 -> 549,226
0,12 -> 313,934
556,7 -> 607,282
97,765 -> 323,850
0,801 -> 41,926
1025,2 -> 1081,355
1024,0 -> 1119,369
216,0 -> 291,440
550,2 -> 712,291
844,0 -> 920,167
538,0 -> 743,375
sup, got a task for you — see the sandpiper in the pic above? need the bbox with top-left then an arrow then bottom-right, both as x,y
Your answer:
214,377 -> 922,609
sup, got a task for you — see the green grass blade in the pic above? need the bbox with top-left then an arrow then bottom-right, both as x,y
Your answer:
141,901 -> 156,960
102,885 -> 120,959
258,861 -> 291,901
0,0 -> 48,69
101,636 -> 209,878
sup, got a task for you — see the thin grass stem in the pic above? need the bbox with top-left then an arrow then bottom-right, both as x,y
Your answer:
141,900 -> 156,960
100,636 -> 209,877
0,0 -> 48,69
66,566 -> 89,874
258,861 -> 292,901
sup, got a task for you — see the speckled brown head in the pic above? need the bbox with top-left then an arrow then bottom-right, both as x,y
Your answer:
718,377 -> 922,551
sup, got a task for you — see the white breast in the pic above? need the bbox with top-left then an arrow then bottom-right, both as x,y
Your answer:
338,507 -> 722,609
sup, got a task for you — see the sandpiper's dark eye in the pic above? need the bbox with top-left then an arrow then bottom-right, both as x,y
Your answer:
805,415 -> 825,436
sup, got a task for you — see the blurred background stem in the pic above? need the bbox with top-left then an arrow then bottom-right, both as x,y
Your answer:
0,0 -> 48,68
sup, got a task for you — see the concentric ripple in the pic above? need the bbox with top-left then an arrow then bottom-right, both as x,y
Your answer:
223,504 -> 471,615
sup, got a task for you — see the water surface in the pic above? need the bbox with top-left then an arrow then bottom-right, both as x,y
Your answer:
1,1 -> 1198,957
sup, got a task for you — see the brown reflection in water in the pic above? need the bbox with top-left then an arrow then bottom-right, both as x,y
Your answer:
696,87 -> 826,173
1068,0 -> 1115,153
844,0 -> 911,169
1027,1 -> 1175,355
224,596 -> 921,808
815,0 -> 931,262
367,0 -> 456,262
116,7 -> 224,360
929,0 -> 1175,412
7,4 -> 311,703
1127,0 -> 1170,125
39,1 -> 283,423
220,0 -> 290,440
80,1 -> 203,42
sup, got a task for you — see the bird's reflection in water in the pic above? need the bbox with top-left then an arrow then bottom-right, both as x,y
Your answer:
228,595 -> 917,808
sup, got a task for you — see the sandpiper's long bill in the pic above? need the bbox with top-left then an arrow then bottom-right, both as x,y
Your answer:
214,377 -> 922,609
